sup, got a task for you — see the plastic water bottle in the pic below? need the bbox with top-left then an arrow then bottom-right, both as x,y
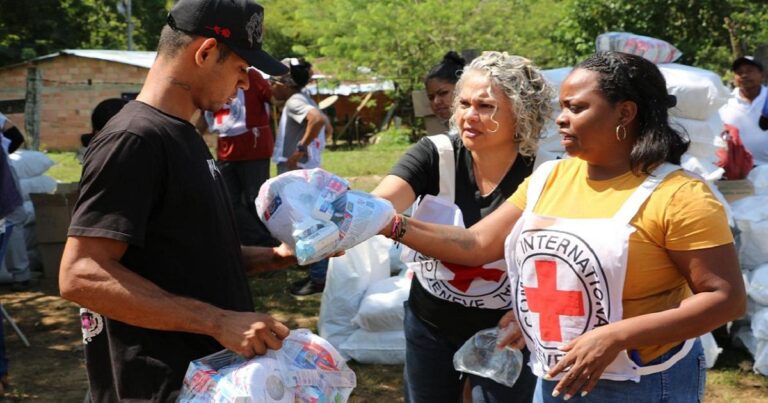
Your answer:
453,327 -> 523,387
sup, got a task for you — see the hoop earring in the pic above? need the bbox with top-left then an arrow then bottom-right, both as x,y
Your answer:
615,124 -> 627,142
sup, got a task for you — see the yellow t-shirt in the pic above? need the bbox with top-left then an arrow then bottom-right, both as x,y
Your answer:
508,158 -> 733,363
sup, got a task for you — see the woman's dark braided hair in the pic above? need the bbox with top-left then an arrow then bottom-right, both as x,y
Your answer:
425,51 -> 466,86
575,51 -> 689,175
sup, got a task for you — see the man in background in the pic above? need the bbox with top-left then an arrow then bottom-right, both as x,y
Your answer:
270,57 -> 333,296
205,69 -> 277,246
719,56 -> 768,166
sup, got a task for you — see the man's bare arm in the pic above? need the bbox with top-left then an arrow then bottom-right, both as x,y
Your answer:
60,236 -> 289,357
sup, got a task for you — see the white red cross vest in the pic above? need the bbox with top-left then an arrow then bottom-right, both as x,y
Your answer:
401,134 -> 512,310
504,160 -> 695,382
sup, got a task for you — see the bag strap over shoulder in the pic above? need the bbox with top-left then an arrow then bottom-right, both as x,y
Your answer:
426,134 -> 456,202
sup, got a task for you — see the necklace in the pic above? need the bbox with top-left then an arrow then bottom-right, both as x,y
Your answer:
472,153 -> 517,198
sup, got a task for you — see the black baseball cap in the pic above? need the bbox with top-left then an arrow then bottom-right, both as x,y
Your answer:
168,0 -> 288,76
732,56 -> 764,72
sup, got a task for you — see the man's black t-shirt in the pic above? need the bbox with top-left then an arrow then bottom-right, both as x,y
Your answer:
390,134 -> 533,342
69,101 -> 254,402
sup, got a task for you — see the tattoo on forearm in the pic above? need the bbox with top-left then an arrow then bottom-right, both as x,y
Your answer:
448,230 -> 475,251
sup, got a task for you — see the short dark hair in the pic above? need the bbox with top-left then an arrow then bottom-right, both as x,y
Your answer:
157,25 -> 231,63
288,58 -> 313,89
425,51 -> 466,86
575,51 -> 688,175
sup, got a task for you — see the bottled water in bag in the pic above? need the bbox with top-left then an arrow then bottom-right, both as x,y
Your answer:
453,327 -> 523,387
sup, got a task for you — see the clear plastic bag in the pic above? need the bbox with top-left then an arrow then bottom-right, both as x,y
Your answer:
453,327 -> 523,388
179,329 -> 356,402
255,168 -> 394,264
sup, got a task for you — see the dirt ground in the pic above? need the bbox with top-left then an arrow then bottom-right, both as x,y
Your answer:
1,272 -> 766,402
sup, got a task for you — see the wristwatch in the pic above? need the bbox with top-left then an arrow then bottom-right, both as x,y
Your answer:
297,144 -> 307,153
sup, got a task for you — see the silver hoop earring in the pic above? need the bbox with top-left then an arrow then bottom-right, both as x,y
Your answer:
615,124 -> 627,142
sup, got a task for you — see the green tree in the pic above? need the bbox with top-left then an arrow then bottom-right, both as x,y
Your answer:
0,0 -> 169,66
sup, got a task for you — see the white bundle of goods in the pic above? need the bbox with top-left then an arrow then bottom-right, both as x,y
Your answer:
596,32 -> 683,64
8,150 -> 54,179
659,63 -> 730,178
748,165 -> 768,195
319,236 -> 392,352
338,329 -> 406,365
752,309 -> 768,375
318,236 -> 409,364
731,196 -> 768,269
699,332 -> 722,369
658,63 -> 731,121
178,329 -> 356,402
255,169 -> 394,265
352,273 -> 410,332
749,264 -> 768,306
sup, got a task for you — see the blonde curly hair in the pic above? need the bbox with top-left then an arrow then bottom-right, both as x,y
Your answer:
451,51 -> 554,157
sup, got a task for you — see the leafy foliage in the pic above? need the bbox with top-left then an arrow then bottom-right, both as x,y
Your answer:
0,0 -> 169,66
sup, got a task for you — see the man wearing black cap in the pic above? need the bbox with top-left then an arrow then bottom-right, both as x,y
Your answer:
719,56 -> 768,166
59,1 -> 295,401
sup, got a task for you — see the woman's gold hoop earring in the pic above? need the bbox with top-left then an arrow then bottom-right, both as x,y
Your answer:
616,124 -> 627,142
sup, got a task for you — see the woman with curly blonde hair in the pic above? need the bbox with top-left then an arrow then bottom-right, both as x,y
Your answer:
373,51 -> 554,402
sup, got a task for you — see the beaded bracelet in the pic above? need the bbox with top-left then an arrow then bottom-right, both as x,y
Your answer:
390,214 -> 407,243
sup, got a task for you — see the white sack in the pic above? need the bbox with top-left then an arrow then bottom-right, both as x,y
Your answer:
20,175 -> 57,197
658,63 -> 731,120
748,165 -> 768,195
8,150 -> 54,179
352,274 -> 411,332
339,329 -> 406,365
731,196 -> 768,269
749,264 -> 768,307
699,332 -> 722,369
756,340 -> 768,376
753,308 -> 768,340
318,236 -> 392,353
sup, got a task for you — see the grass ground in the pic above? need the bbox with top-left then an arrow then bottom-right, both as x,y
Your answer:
11,140 -> 767,401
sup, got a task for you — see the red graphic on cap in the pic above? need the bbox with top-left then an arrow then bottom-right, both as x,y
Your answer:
441,262 -> 505,293
206,25 -> 231,38
524,260 -> 584,342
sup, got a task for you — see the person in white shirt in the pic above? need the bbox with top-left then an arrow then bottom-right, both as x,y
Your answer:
719,56 -> 768,166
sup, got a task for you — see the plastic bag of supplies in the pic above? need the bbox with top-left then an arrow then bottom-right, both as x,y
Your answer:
179,329 -> 356,402
255,168 -> 394,265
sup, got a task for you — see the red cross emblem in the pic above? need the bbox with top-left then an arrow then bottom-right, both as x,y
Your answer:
441,261 -> 505,293
524,260 -> 584,342
214,108 -> 231,124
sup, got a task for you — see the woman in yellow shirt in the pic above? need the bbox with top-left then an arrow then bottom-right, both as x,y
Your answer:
382,52 -> 746,402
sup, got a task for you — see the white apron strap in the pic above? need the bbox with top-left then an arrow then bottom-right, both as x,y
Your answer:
425,134 -> 456,202
525,160 -> 560,213
613,163 -> 680,224
636,338 -> 695,376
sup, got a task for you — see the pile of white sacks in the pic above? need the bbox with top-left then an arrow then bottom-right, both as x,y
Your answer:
1,150 -> 57,280
319,236 -> 409,364
731,166 -> 768,375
